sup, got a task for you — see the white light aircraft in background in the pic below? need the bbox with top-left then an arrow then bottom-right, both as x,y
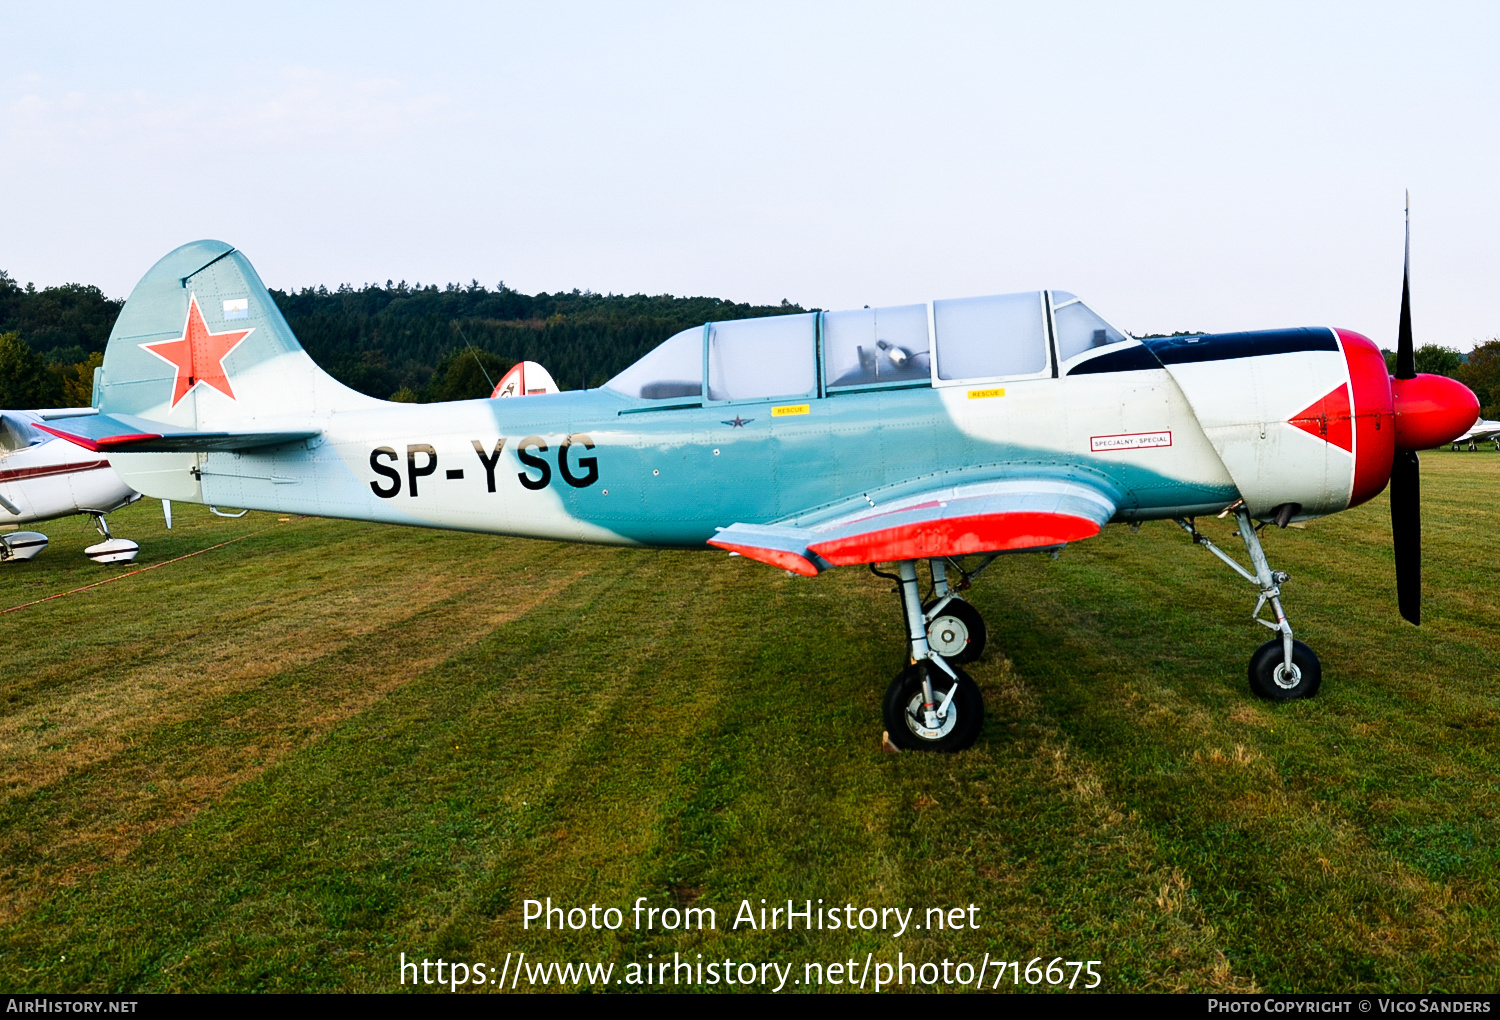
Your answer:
0,409 -> 143,564
1449,417 -> 1500,451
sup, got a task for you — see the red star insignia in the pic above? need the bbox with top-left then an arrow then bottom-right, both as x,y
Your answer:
139,294 -> 255,409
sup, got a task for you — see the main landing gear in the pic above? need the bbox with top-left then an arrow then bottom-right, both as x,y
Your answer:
875,556 -> 996,752
1176,507 -> 1321,701
82,512 -> 140,565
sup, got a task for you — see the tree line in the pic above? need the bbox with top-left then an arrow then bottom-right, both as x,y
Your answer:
0,269 -> 807,408
3,266 -> 1498,420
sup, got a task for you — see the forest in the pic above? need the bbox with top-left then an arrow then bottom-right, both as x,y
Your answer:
3,267 -> 1498,419
0,269 -> 806,408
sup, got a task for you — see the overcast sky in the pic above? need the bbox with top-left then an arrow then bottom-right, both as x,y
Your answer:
4,1 -> 1497,348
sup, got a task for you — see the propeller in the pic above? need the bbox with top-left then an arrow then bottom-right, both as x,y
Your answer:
1390,192 -> 1421,624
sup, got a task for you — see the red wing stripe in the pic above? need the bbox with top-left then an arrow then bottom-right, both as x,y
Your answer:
808,511 -> 1101,566
0,459 -> 113,483
32,424 -> 163,452
706,539 -> 821,576
96,433 -> 166,449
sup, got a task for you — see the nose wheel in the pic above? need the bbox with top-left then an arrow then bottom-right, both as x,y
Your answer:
1177,507 -> 1323,702
1248,638 -> 1321,700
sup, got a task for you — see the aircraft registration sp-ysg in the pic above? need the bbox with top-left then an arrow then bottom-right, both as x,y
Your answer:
42,229 -> 1478,751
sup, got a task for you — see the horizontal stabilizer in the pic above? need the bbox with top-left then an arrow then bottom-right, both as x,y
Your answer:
35,412 -> 317,453
710,479 -> 1117,572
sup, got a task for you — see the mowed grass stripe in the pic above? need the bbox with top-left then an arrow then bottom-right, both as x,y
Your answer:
0,521 -> 567,800
0,508 -> 589,930
2,547 -> 725,989
417,563 -> 1250,992
1,456 -> 1498,992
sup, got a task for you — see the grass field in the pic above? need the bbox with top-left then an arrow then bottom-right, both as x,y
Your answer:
1,452 -> 1497,994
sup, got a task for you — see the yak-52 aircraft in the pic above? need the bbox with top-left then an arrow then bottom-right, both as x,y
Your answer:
1,408 -> 143,564
40,230 -> 1478,750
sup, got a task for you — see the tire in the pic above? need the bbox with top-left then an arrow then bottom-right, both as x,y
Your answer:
1247,638 -> 1321,701
882,662 -> 983,752
922,598 -> 987,664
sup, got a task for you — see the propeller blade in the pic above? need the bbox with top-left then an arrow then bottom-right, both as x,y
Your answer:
1395,191 -> 1415,380
1390,449 -> 1421,624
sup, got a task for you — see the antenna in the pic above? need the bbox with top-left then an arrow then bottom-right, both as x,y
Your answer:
454,324 -> 495,391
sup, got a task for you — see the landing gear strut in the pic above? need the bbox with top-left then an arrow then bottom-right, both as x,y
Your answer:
878,559 -> 985,751
88,512 -> 111,539
1176,507 -> 1321,701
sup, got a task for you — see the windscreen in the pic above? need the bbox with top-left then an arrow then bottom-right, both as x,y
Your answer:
1051,292 -> 1129,363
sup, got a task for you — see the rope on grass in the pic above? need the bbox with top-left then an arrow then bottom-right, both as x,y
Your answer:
1,530 -> 269,616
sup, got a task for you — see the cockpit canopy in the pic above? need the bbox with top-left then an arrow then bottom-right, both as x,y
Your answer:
603,290 -> 1129,402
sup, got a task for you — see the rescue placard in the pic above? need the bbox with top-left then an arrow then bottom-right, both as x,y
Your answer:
967,388 -> 1005,399
772,404 -> 811,417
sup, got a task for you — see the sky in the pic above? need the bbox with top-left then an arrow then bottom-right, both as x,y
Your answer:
3,1 -> 1498,348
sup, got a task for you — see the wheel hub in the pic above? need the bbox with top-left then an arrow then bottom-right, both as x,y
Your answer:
926,615 -> 970,658
1273,662 -> 1302,689
905,690 -> 957,740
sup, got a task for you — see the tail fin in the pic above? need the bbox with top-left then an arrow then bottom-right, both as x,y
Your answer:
99,240 -> 381,430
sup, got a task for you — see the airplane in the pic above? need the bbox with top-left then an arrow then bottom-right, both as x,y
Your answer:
37,222 -> 1478,751
1449,417 -> 1500,451
0,408 -> 143,564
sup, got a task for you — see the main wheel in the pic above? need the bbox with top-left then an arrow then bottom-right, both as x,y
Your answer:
882,662 -> 983,752
923,598 -> 986,664
1247,638 -> 1321,701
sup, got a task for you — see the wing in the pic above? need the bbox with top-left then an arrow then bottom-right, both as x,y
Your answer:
708,479 -> 1118,575
33,411 -> 316,453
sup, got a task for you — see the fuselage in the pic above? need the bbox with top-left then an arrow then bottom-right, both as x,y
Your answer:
90,240 -> 1474,551
129,329 -> 1380,546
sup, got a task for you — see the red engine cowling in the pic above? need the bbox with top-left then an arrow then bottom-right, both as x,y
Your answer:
1336,330 -> 1396,508
1336,329 -> 1479,508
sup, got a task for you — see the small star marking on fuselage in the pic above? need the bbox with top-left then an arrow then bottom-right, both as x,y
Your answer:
722,415 -> 754,427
